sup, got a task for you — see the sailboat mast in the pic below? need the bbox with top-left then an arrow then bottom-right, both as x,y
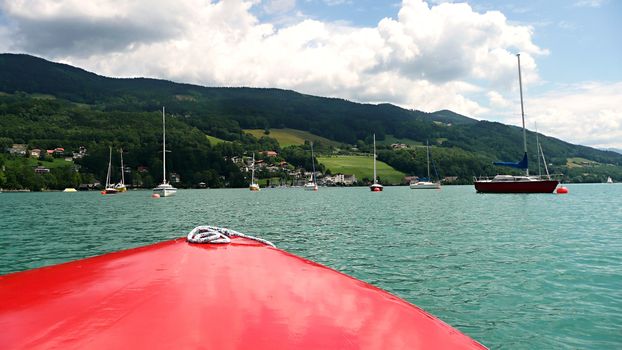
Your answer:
162,107 -> 166,184
251,153 -> 255,184
106,146 -> 112,187
120,149 -> 125,185
310,142 -> 316,183
540,144 -> 551,179
426,140 -> 430,179
373,134 -> 377,184
535,122 -> 541,177
517,54 -> 529,176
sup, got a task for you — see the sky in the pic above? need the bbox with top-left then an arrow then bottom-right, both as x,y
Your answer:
0,0 -> 620,148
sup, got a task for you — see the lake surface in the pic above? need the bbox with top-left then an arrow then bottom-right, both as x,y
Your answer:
1,185 -> 621,349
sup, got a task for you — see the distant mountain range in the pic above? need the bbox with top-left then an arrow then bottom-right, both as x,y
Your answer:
1,53 -> 621,184
604,148 -> 622,155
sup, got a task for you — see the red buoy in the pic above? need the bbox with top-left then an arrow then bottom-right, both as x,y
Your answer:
556,186 -> 568,194
100,190 -> 106,195
152,193 -> 160,198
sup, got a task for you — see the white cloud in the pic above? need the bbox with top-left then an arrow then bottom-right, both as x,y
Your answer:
573,0 -> 606,8
323,0 -> 352,6
264,0 -> 296,14
1,0 -> 189,56
526,82 -> 622,148
487,90 -> 511,108
2,0 -> 618,147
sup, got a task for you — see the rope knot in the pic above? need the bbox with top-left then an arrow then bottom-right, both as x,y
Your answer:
187,226 -> 275,248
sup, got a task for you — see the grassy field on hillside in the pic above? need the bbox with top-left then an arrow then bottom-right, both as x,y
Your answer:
317,155 -> 405,184
377,135 -> 421,146
206,135 -> 225,145
244,128 -> 341,147
5,157 -> 74,169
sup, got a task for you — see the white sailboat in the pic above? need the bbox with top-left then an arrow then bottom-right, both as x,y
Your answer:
304,142 -> 318,191
410,140 -> 441,190
103,146 -> 118,195
607,176 -> 613,183
153,107 -> 177,197
249,153 -> 260,191
370,134 -> 383,192
115,149 -> 127,192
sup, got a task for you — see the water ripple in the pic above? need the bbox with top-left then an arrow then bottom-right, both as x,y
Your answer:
1,185 -> 621,348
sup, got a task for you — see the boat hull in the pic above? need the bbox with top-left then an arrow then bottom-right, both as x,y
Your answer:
370,184 -> 383,192
474,180 -> 559,193
153,188 -> 177,197
0,237 -> 485,349
303,183 -> 318,191
410,182 -> 441,189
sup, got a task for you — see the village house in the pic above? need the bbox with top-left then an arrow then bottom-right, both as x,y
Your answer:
262,151 -> 278,157
30,149 -> 41,158
323,173 -> 357,185
72,146 -> 87,159
34,166 -> 50,174
391,143 -> 408,149
9,144 -> 27,155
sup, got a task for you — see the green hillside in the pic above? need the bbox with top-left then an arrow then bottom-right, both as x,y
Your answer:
206,135 -> 226,145
1,53 -> 622,189
318,156 -> 405,185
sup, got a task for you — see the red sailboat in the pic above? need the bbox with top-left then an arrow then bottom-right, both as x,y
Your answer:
0,226 -> 485,349
474,54 -> 558,193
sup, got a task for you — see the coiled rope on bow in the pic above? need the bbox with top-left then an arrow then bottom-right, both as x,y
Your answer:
187,226 -> 276,248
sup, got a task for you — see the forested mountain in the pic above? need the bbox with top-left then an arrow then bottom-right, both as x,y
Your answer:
1,53 -> 621,189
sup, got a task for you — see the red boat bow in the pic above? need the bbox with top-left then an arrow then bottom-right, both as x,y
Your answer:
1,237 -> 485,349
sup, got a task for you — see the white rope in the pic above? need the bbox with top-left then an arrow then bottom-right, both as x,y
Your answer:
187,226 -> 276,248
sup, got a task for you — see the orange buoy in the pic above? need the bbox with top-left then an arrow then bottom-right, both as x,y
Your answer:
101,190 -> 106,195
152,193 -> 160,198
556,186 -> 568,194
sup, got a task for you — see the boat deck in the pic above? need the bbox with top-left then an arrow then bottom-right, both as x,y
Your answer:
1,237 -> 485,349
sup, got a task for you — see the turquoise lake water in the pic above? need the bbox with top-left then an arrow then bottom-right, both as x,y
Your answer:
1,185 -> 621,349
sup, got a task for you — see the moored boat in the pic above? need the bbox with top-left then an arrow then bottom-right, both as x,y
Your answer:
370,134 -> 383,192
153,107 -> 177,197
304,142 -> 318,191
115,148 -> 127,192
474,175 -> 559,193
410,140 -> 441,190
103,146 -> 118,195
0,226 -> 486,349
474,54 -> 558,193
249,153 -> 260,191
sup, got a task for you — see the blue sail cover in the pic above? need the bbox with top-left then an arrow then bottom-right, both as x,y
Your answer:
494,152 -> 528,169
